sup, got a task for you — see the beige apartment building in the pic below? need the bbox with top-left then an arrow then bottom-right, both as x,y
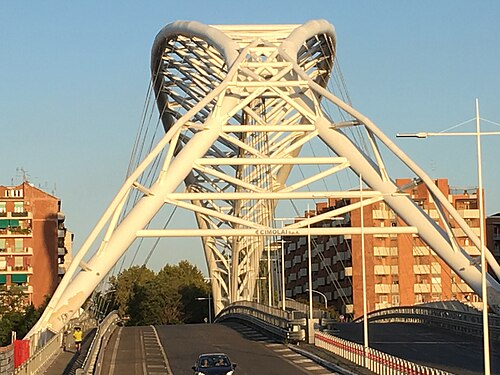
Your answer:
283,178 -> 484,319
0,182 -> 72,308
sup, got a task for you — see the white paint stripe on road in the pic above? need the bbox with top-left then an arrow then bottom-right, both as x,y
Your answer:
151,325 -> 173,375
108,326 -> 122,375
293,359 -> 313,364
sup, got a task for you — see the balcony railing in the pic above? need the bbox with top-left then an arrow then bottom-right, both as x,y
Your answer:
0,227 -> 32,236
0,265 -> 33,274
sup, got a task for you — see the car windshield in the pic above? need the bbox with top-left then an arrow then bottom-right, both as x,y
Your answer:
199,355 -> 230,368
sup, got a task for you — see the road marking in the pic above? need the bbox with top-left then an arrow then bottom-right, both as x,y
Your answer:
294,358 -> 313,363
151,325 -> 173,375
108,326 -> 122,375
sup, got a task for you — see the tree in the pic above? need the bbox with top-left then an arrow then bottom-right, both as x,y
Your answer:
110,261 -> 210,325
109,265 -> 155,317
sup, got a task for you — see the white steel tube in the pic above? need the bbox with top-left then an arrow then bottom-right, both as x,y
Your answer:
360,174 -> 369,366
476,98 -> 490,375
136,227 -> 418,237
307,209 -> 313,342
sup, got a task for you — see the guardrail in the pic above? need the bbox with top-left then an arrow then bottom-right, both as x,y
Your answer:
354,305 -> 500,342
315,330 -> 453,375
75,311 -> 120,375
216,301 -> 306,341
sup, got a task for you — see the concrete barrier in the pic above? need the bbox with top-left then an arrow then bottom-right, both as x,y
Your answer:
0,343 -> 14,375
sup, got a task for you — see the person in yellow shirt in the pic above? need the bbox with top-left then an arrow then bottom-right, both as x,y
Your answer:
73,327 -> 83,352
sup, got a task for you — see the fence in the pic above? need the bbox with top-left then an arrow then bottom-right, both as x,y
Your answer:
314,331 -> 453,375
14,313 -> 96,375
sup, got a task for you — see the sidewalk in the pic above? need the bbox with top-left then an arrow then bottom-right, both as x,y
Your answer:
42,328 -> 96,375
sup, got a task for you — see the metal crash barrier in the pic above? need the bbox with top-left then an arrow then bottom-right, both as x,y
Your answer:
354,305 -> 500,342
216,301 -> 307,342
76,311 -> 120,375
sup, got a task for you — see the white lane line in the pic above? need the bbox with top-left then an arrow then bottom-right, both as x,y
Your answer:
151,325 -> 173,375
293,358 -> 313,364
140,330 -> 148,374
305,365 -> 325,370
283,353 -> 302,358
108,326 -> 122,375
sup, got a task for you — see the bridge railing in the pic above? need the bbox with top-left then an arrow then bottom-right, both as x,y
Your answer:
355,305 -> 500,342
14,313 -> 96,375
314,330 -> 453,375
76,310 -> 120,375
215,301 -> 307,341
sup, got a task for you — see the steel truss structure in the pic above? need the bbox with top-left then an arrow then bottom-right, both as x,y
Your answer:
30,19 -> 500,336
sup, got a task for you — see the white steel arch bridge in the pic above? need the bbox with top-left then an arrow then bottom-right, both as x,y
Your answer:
28,19 -> 500,337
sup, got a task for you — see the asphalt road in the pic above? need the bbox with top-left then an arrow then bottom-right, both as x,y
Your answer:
99,322 -> 337,375
156,322 -> 335,375
334,322 -> 500,375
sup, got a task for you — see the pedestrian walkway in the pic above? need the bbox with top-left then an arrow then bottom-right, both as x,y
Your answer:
42,328 -> 96,375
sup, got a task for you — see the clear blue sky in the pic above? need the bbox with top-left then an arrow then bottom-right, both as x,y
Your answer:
2,1 -> 500,273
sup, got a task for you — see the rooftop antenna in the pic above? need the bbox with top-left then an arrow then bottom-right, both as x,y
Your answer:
16,167 -> 30,183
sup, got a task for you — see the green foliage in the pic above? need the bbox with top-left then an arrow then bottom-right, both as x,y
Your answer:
110,261 -> 210,326
109,265 -> 155,317
0,291 -> 49,346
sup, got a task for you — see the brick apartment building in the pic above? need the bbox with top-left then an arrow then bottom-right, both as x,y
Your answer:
0,182 -> 72,308
283,178 -> 484,318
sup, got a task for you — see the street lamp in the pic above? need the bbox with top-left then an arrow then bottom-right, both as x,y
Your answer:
397,98 -> 499,375
196,294 -> 212,324
305,288 -> 328,309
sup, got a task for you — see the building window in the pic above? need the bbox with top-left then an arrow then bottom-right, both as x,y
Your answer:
14,256 -> 23,270
0,239 -> 5,251
0,202 -> 5,213
14,239 -> 23,252
14,202 -> 24,213
0,257 -> 6,271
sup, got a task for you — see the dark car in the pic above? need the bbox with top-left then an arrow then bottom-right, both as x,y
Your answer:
192,353 -> 237,375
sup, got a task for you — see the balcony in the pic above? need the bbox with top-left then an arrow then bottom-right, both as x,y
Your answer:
452,227 -> 481,237
58,247 -> 67,256
457,209 -> 480,219
374,265 -> 391,275
344,266 -> 352,276
463,245 -> 481,256
374,246 -> 398,257
373,210 -> 394,220
9,247 -> 33,255
58,229 -> 66,237
375,284 -> 391,294
414,283 -> 431,293
452,283 -> 474,293
413,246 -> 430,256
414,264 -> 431,274
431,284 -> 442,293
375,302 -> 391,310
0,227 -> 32,237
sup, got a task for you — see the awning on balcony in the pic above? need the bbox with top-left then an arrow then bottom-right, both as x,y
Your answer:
0,275 -> 6,284
11,274 -> 27,283
0,219 -> 20,229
